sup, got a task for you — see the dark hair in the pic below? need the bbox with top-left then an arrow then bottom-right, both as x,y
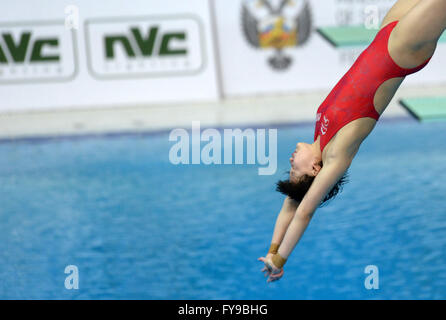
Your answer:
276,166 -> 349,207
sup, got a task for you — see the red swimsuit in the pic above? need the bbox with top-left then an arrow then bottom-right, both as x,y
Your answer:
314,21 -> 431,152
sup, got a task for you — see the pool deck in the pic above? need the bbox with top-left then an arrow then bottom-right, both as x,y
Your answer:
1,83 -> 445,140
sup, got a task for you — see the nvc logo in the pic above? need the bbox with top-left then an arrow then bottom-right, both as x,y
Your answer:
85,16 -> 205,79
0,21 -> 77,83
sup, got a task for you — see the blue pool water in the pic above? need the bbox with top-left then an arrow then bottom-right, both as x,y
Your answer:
1,118 -> 446,300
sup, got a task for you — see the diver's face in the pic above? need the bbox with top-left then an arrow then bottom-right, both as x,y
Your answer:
289,142 -> 316,182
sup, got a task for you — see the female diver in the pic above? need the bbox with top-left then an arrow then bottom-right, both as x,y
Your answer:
258,0 -> 446,282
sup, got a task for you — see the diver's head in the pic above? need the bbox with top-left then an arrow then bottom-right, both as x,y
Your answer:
289,142 -> 322,182
277,142 -> 348,206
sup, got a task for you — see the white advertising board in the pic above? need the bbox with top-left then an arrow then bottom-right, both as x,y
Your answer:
213,0 -> 446,97
0,0 -> 219,111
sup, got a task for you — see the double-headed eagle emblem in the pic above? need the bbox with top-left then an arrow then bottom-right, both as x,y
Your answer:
242,0 -> 313,70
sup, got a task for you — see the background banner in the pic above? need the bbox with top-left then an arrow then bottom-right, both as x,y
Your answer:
213,0 -> 446,97
0,0 -> 219,111
0,0 -> 445,111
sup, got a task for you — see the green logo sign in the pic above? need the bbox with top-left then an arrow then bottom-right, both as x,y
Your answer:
104,26 -> 187,59
0,21 -> 77,84
85,16 -> 205,79
0,33 -> 59,63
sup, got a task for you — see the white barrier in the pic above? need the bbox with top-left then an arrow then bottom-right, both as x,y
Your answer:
213,0 -> 446,97
0,0 -> 219,111
0,0 -> 445,112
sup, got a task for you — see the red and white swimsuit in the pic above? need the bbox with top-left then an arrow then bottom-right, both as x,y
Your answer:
314,21 -> 431,152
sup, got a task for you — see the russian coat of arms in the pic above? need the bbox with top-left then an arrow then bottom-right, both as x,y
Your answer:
242,0 -> 313,70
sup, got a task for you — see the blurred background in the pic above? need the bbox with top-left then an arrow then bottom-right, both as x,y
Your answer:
0,0 -> 445,299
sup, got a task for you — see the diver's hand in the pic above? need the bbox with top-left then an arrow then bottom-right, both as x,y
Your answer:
259,253 -> 274,277
258,255 -> 284,282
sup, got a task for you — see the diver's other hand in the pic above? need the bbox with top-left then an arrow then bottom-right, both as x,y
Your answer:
258,253 -> 274,276
258,255 -> 284,282
258,256 -> 271,277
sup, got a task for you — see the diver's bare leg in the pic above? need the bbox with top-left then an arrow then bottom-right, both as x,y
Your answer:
390,0 -> 446,67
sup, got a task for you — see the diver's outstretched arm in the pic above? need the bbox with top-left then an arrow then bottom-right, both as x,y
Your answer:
258,197 -> 298,280
267,196 -> 299,254
273,156 -> 353,268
